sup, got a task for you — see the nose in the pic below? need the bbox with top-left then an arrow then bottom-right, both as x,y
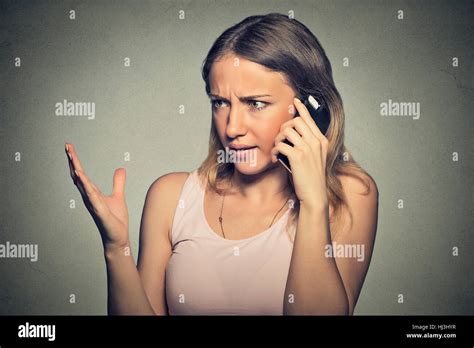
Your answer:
225,104 -> 248,139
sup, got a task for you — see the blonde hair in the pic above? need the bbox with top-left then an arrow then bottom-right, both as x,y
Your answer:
197,13 -> 375,242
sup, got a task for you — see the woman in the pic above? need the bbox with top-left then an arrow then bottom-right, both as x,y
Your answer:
65,13 -> 378,315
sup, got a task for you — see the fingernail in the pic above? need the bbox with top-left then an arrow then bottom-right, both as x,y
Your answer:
65,143 -> 69,152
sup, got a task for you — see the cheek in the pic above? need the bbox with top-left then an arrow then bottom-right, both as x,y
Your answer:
213,116 -> 226,136
263,110 -> 292,149
259,124 -> 281,151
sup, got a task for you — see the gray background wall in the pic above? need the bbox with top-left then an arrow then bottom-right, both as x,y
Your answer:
0,0 -> 472,315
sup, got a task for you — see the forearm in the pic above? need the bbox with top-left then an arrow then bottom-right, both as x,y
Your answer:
104,243 -> 157,315
284,203 -> 349,315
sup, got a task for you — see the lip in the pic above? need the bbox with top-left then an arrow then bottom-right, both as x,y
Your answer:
228,144 -> 257,150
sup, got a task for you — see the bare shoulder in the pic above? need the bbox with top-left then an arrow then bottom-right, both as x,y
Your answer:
138,171 -> 191,315
331,172 -> 379,238
146,171 -> 191,240
149,171 -> 190,193
329,172 -> 379,315
337,171 -> 379,220
338,171 -> 378,198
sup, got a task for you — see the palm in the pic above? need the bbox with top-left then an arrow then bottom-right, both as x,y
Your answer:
66,143 -> 130,249
103,194 -> 129,231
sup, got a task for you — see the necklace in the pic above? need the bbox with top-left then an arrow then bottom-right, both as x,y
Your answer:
218,180 -> 291,239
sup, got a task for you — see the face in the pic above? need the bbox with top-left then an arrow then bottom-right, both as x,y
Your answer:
208,54 -> 296,175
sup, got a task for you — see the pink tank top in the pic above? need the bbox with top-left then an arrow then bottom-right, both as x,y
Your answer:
165,169 -> 296,315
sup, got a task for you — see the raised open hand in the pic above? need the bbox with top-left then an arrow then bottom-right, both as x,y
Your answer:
65,143 -> 129,250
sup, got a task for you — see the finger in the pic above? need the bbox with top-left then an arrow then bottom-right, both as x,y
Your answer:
272,139 -> 294,156
66,143 -> 85,173
275,127 -> 304,148
74,169 -> 94,199
66,145 -> 89,198
291,116 -> 314,140
66,148 -> 77,183
276,117 -> 314,145
65,144 -> 104,202
279,118 -> 296,133
74,174 -> 88,202
75,169 -> 106,215
65,149 -> 85,195
112,168 -> 126,197
272,141 -> 294,161
294,97 -> 325,139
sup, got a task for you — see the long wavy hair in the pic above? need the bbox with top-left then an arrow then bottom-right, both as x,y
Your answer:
197,13 -> 374,242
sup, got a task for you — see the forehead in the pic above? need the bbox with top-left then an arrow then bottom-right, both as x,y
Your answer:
209,54 -> 291,95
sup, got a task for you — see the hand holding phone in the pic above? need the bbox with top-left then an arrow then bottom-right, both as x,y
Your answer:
277,95 -> 330,173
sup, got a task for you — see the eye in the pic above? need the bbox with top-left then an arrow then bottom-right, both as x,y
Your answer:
248,100 -> 267,111
211,99 -> 228,110
210,99 -> 268,111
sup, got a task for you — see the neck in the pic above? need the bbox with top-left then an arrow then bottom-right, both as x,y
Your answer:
227,165 -> 292,205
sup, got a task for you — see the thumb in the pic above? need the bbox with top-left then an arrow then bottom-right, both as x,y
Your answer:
112,168 -> 126,197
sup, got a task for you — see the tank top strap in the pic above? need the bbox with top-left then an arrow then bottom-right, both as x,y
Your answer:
169,169 -> 202,246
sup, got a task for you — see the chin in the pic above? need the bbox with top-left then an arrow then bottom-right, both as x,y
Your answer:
232,159 -> 277,176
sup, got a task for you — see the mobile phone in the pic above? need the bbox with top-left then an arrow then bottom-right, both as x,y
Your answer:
277,95 -> 330,173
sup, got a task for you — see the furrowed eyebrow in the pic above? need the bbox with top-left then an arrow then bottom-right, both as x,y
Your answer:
207,93 -> 272,102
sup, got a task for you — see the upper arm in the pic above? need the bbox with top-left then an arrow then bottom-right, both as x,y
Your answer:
136,171 -> 190,315
331,174 -> 379,315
